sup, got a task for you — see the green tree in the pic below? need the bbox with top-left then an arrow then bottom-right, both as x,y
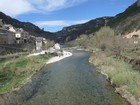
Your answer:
93,26 -> 115,49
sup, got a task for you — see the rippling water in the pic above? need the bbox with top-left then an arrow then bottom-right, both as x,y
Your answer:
23,50 -> 130,105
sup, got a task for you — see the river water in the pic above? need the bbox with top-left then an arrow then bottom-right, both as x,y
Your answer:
24,50 -> 130,105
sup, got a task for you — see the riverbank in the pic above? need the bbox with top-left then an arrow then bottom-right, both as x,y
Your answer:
0,50 -> 72,94
24,50 -> 130,105
46,51 -> 72,64
89,51 -> 140,105
0,51 -> 72,105
0,53 -> 52,94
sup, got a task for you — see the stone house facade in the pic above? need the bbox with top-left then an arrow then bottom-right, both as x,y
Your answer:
15,28 -> 30,44
0,29 -> 16,44
0,19 -> 3,28
35,37 -> 43,52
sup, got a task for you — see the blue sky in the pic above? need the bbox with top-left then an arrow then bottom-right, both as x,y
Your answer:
0,0 -> 137,32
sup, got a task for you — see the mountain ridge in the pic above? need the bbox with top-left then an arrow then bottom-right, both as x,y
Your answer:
0,12 -> 55,40
0,1 -> 139,42
108,1 -> 140,34
54,1 -> 140,42
54,16 -> 113,42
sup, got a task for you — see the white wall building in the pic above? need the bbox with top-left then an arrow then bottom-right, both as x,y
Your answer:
9,26 -> 16,33
54,43 -> 60,50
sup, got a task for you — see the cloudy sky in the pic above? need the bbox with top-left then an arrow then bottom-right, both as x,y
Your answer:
0,0 -> 136,32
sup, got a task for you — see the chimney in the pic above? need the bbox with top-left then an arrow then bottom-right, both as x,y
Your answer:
137,0 -> 140,7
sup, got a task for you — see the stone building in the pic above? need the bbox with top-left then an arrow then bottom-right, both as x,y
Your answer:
0,19 -> 3,28
0,29 -> 15,44
9,26 -> 16,33
15,28 -> 30,44
54,43 -> 61,50
35,37 -> 43,52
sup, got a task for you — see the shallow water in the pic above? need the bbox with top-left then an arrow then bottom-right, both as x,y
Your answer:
23,50 -> 130,105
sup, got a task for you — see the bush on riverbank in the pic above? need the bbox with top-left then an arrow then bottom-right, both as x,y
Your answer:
68,26 -> 140,104
0,54 -> 52,94
89,52 -> 140,99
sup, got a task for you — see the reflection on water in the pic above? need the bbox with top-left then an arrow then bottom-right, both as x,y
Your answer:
24,51 -> 130,105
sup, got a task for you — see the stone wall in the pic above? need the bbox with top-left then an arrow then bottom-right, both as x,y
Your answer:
0,43 -> 35,55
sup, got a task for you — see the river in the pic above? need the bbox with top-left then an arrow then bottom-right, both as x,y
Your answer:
23,50 -> 130,105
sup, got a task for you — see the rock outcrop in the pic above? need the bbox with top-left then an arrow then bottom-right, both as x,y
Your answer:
55,17 -> 113,42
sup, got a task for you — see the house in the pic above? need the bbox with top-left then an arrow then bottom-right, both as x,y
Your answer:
36,37 -> 43,52
2,24 -> 12,30
0,19 -> 3,28
0,28 -> 15,44
9,26 -> 16,33
3,24 -> 16,33
123,30 -> 140,44
54,43 -> 61,50
15,31 -> 22,44
22,31 -> 30,43
2,24 -> 17,33
15,28 -> 29,44
124,30 -> 140,39
43,38 -> 47,44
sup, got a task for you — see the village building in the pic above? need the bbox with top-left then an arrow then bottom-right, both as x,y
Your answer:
9,26 -> 16,33
0,28 -> 16,44
2,24 -> 16,33
22,31 -> 30,43
54,43 -> 61,50
36,37 -> 43,52
15,28 -> 30,44
43,38 -> 47,44
123,30 -> 140,44
124,30 -> 140,39
0,19 -> 3,28
2,24 -> 12,30
0,19 -> 32,45
15,31 -> 22,44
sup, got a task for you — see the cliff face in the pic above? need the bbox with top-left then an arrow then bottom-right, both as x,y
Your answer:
0,1 -> 139,43
54,1 -> 140,42
108,1 -> 140,35
55,17 -> 113,42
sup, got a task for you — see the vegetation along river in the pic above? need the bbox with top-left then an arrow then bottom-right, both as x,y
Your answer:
23,50 -> 130,105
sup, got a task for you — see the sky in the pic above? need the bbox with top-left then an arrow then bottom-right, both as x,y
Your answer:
0,0 -> 137,32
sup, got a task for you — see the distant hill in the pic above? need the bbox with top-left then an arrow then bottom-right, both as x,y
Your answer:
108,1 -> 140,35
1,1 -> 139,43
55,1 -> 140,42
0,12 -> 55,40
55,17 -> 113,42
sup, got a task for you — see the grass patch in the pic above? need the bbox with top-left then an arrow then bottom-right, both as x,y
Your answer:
90,51 -> 140,99
0,53 -> 52,94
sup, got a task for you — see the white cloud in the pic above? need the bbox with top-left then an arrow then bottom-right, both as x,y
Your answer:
0,0 -> 88,17
0,0 -> 35,17
35,19 -> 89,27
35,20 -> 68,27
30,0 -> 87,11
73,20 -> 90,24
